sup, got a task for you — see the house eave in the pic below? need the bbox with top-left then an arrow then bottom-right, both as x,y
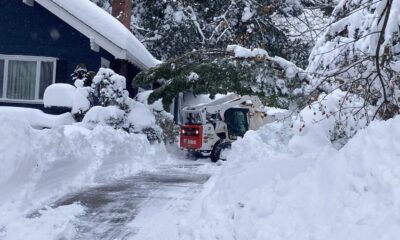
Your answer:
126,52 -> 149,71
34,0 -> 147,70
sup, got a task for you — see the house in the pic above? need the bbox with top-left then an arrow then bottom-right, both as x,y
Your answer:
0,0 -> 160,112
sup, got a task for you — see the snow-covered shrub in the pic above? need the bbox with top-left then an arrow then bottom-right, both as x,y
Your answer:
69,69 -> 162,142
82,105 -> 130,131
91,68 -> 130,110
73,68 -> 130,129
303,0 -> 400,141
136,90 -> 176,143
293,89 -> 372,146
70,87 -> 92,122
71,64 -> 94,88
44,67 -> 165,141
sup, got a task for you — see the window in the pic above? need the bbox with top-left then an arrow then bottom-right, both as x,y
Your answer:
224,108 -> 249,138
0,55 -> 56,102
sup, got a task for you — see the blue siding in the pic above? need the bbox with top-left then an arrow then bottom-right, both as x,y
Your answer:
0,0 -> 140,111
0,0 -> 116,83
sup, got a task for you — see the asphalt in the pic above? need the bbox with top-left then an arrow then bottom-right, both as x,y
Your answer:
48,163 -> 210,240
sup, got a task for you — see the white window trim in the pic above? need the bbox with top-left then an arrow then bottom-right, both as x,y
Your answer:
0,54 -> 57,103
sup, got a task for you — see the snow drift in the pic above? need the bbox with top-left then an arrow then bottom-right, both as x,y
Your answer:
144,116 -> 400,240
0,116 -> 168,213
0,107 -> 75,129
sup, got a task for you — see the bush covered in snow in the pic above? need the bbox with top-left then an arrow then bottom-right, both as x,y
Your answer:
302,0 -> 400,142
44,68 -> 165,142
136,90 -> 176,143
91,68 -> 130,110
79,68 -> 163,141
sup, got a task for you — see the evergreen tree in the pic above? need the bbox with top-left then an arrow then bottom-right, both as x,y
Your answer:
131,0 -> 332,67
91,0 -> 332,68
134,47 -> 309,109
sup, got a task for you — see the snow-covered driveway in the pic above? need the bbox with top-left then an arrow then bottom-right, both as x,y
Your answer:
47,161 -> 211,240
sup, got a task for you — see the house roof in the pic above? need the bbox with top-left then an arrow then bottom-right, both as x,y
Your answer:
34,0 -> 161,70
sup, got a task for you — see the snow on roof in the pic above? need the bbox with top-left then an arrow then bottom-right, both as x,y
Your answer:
35,0 -> 161,70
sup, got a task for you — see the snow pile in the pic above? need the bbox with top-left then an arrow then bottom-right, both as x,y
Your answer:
0,204 -> 84,240
147,116 -> 400,239
0,107 -> 74,129
43,84 -> 76,108
82,105 -> 126,128
0,117 -> 167,209
128,101 -> 156,129
200,118 -> 400,239
43,83 -> 91,117
0,115 -> 169,240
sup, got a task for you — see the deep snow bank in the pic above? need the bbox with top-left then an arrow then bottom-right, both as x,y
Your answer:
0,107 -> 74,129
168,117 -> 400,240
0,116 -> 168,210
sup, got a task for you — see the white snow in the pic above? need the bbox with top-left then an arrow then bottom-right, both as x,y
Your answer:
227,45 -> 304,79
132,114 -> 400,240
93,68 -> 127,90
36,0 -> 161,69
0,114 -> 169,239
74,79 -> 84,88
136,90 -> 164,112
0,107 -> 74,129
227,45 -> 268,58
43,83 -> 76,108
44,83 -> 91,116
241,6 -> 253,22
1,204 -> 84,240
82,105 -> 126,129
71,87 -> 91,115
127,101 -> 156,130
187,72 -> 200,82
273,56 -> 300,79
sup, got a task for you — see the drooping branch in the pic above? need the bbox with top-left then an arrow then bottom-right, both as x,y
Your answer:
374,0 -> 392,104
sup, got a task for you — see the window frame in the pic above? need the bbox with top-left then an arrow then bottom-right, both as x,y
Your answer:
0,54 -> 57,103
